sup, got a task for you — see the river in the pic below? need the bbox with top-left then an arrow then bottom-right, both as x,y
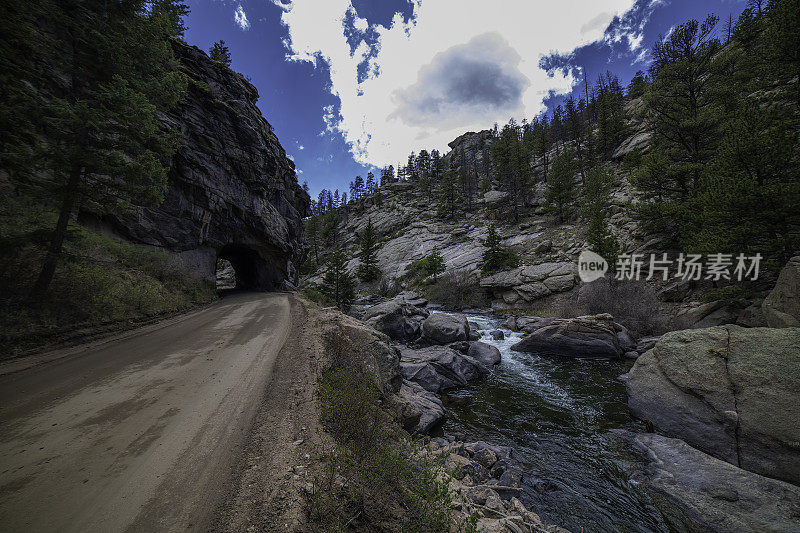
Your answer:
439,313 -> 671,533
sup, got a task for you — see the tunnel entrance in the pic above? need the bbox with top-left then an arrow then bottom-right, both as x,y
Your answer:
216,243 -> 279,291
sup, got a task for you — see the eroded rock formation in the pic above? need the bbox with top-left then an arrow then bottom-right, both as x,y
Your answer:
82,41 -> 309,290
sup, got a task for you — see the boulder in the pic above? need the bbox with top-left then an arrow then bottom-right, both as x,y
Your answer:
631,433 -> 800,533
489,329 -> 504,340
422,313 -> 469,344
763,256 -> 800,328
363,297 -> 427,342
510,314 -> 624,358
467,342 -> 502,366
397,380 -> 444,434
399,346 -> 489,393
627,325 -> 800,485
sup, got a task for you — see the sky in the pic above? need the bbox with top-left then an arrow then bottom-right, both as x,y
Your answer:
183,0 -> 746,199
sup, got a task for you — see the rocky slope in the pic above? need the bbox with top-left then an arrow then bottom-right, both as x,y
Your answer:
305,125 -> 773,328
82,41 -> 309,290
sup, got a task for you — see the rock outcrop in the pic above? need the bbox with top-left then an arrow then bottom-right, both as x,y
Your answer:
631,433 -> 800,533
511,314 -> 625,358
84,41 -> 309,289
480,263 -> 578,307
763,256 -> 800,328
627,325 -> 800,485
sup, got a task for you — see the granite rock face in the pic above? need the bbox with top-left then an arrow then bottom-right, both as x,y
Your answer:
631,433 -> 800,533
84,41 -> 309,289
763,256 -> 800,328
627,325 -> 800,485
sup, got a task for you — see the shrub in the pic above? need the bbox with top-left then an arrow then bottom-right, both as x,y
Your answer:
424,271 -> 489,310
310,329 -> 468,532
562,275 -> 666,337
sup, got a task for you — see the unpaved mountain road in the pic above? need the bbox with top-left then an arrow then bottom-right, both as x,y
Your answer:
0,292 -> 316,532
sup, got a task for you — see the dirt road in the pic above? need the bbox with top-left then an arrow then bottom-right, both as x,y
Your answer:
0,291 -> 305,532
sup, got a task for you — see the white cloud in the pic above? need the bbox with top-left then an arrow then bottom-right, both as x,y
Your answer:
234,5 -> 250,31
276,0 -> 638,166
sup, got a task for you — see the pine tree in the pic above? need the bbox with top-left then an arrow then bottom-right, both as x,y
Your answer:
209,40 -> 232,67
480,224 -> 519,275
633,15 -> 722,243
437,168 -> 461,219
416,249 -> 446,282
357,218 -> 381,282
1,0 -> 189,298
581,165 -> 619,265
546,149 -> 578,223
321,248 -> 355,311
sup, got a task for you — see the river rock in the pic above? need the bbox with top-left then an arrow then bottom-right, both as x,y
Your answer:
763,256 -> 800,328
627,325 -> 800,484
632,433 -> 800,533
397,380 -> 444,434
399,346 -> 489,393
489,329 -> 504,340
422,313 -> 470,344
467,342 -> 502,366
510,314 -> 624,358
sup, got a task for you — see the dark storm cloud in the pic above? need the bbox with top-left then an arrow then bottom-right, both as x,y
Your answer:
391,33 -> 529,130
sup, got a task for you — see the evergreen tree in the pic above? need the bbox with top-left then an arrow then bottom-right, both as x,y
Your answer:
491,119 -> 531,220
1,0 -> 189,298
321,248 -> 355,311
546,149 -> 578,223
415,249 -> 446,282
436,168 -> 461,219
581,165 -> 620,265
365,172 -> 375,195
356,218 -> 381,282
480,224 -> 519,275
633,15 -> 721,242
209,40 -> 232,66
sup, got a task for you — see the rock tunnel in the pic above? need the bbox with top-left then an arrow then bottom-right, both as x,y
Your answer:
216,243 -> 285,291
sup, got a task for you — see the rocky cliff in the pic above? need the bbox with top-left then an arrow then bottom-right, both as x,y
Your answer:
82,41 -> 309,290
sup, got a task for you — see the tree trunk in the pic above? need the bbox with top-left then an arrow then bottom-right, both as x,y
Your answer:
29,165 -> 82,299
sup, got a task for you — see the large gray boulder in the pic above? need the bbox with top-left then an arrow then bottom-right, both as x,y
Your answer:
627,325 -> 800,485
631,433 -> 800,533
399,346 -> 489,393
510,314 -> 624,358
422,313 -> 470,344
763,256 -> 800,328
467,342 -> 501,366
397,380 -> 444,434
363,297 -> 427,342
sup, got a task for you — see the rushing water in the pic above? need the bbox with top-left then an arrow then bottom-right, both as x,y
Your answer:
440,314 -> 671,533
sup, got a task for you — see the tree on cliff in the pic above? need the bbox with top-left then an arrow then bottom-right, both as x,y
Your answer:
581,165 -> 619,265
0,0 -> 188,299
480,224 -> 519,275
436,168 -> 462,219
546,149 -> 578,223
321,248 -> 355,311
209,40 -> 232,67
357,219 -> 381,282
413,249 -> 446,282
633,15 -> 721,242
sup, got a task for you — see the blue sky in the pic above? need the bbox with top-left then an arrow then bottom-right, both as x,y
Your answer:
183,0 -> 745,199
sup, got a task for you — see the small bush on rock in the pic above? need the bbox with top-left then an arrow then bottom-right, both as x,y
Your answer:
562,275 -> 666,337
424,271 -> 489,310
310,329 -> 467,532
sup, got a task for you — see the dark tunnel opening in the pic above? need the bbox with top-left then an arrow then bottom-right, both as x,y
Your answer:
216,244 -> 266,291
